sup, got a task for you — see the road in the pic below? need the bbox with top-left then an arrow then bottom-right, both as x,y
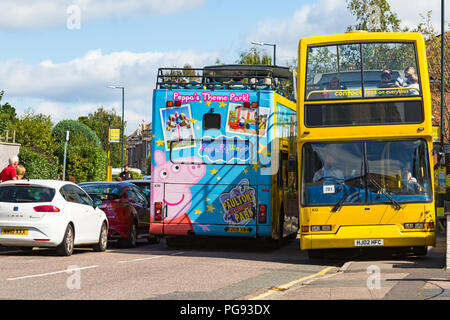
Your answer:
0,234 -> 448,301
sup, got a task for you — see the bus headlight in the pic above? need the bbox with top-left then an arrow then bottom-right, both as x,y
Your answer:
404,223 -> 424,229
311,225 -> 331,232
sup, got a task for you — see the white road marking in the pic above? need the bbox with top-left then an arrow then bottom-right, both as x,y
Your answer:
117,251 -> 184,264
6,265 -> 98,281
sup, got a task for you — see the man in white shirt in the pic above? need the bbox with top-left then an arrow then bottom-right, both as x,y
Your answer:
313,154 -> 344,184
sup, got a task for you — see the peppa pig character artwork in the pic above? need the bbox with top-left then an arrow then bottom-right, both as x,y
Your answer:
150,150 -> 206,235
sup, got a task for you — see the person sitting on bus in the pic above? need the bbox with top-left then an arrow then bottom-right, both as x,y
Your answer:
379,68 -> 402,88
403,67 -> 420,92
328,77 -> 341,90
313,154 -> 344,185
402,170 -> 420,192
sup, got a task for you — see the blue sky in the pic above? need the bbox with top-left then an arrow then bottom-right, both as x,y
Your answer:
0,0 -> 445,134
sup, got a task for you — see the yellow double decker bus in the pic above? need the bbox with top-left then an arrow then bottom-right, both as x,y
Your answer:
296,31 -> 435,258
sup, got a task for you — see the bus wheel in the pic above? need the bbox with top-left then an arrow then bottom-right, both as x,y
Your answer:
412,246 -> 428,256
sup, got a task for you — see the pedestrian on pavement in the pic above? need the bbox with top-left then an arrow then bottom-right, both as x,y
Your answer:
0,155 -> 19,182
119,165 -> 134,181
16,164 -> 26,180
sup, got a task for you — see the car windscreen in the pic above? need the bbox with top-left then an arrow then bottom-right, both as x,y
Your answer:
0,185 -> 56,203
79,184 -> 122,200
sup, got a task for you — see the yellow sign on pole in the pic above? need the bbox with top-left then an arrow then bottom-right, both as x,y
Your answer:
432,126 -> 440,142
109,128 -> 120,143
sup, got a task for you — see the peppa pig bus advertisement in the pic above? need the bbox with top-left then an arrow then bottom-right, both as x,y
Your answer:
150,65 -> 299,241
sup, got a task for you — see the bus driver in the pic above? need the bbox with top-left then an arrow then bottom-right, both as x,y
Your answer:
313,154 -> 344,185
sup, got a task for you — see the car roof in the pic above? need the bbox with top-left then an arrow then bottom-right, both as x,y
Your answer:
78,181 -> 137,187
127,180 -> 151,184
0,179 -> 77,188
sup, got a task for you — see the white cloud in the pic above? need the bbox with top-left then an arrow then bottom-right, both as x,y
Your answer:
246,0 -> 354,65
1,48 -> 220,134
246,0 -> 449,66
0,0 -> 205,29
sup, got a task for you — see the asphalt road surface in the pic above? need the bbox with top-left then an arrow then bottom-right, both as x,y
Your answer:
0,234 -> 448,301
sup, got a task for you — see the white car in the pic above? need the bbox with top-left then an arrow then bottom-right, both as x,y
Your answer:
0,180 -> 108,256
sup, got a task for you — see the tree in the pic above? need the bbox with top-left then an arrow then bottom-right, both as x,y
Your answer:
78,107 -> 126,167
52,119 -> 106,182
53,119 -> 101,147
9,109 -> 56,155
0,91 -> 17,135
346,0 -> 401,32
236,46 -> 272,65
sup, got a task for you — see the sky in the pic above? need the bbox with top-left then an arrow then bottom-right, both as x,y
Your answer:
0,0 -> 448,135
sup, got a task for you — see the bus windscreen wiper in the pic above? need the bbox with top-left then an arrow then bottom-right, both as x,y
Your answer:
369,179 -> 403,210
331,185 -> 352,212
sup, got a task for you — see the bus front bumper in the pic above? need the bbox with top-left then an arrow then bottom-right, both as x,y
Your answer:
300,225 -> 436,250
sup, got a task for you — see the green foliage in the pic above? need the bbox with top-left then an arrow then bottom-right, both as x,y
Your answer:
346,0 -> 402,32
0,91 -> 17,134
78,107 -> 126,167
9,109 -> 55,155
54,143 -> 107,183
130,169 -> 143,180
18,147 -> 59,180
236,46 -> 272,65
52,119 -> 101,147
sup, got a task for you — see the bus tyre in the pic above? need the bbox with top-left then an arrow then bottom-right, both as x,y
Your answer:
147,236 -> 160,244
412,246 -> 427,256
308,249 -> 325,259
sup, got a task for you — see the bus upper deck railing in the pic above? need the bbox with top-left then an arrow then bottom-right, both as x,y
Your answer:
156,65 -> 293,94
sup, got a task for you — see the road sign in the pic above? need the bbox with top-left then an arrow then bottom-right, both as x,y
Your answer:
109,128 -> 120,143
433,126 -> 440,143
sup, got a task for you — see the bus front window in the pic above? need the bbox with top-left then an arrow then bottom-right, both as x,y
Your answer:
366,140 -> 431,201
302,142 -> 365,206
302,140 -> 432,207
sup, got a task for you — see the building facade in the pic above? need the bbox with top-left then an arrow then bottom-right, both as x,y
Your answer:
126,122 -> 152,175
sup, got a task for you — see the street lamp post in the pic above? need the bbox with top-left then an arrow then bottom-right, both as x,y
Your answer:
251,41 -> 276,66
108,85 -> 125,172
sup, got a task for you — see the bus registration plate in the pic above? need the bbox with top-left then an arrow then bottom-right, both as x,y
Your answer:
354,239 -> 383,247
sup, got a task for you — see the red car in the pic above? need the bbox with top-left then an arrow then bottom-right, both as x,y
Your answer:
79,181 -> 155,247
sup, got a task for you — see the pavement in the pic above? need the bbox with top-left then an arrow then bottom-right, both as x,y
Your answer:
261,233 -> 450,300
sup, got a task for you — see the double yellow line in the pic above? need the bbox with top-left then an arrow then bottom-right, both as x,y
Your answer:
250,266 -> 336,300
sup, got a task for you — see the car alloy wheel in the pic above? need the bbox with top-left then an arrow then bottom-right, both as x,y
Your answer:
93,223 -> 107,252
56,224 -> 74,256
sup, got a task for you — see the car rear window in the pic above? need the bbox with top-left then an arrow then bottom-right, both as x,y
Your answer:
0,185 -> 56,203
79,184 -> 122,200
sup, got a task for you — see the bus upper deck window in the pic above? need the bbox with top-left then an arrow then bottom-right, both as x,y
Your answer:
203,113 -> 221,130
